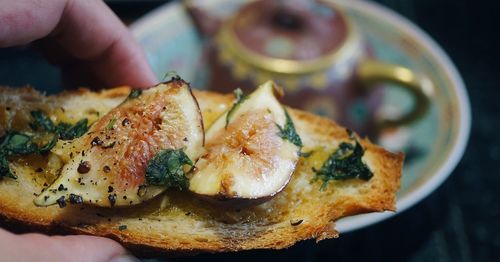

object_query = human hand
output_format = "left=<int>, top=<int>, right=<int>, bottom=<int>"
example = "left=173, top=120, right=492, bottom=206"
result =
left=0, top=0, right=157, bottom=260
left=0, top=228, right=139, bottom=262
left=0, top=0, right=157, bottom=88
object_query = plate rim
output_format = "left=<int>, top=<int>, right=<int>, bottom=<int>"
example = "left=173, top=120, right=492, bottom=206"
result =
left=332, top=0, right=471, bottom=232
left=130, top=0, right=472, bottom=233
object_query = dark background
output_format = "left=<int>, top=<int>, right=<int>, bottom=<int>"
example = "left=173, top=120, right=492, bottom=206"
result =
left=1, top=0, right=499, bottom=261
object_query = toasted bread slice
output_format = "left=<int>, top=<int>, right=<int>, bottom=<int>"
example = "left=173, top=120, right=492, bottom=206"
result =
left=0, top=85, right=403, bottom=256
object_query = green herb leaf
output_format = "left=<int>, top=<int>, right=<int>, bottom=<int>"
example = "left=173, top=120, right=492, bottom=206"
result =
left=313, top=140, right=373, bottom=190
left=30, top=110, right=88, bottom=140
left=346, top=128, right=354, bottom=139
left=120, top=88, right=143, bottom=106
left=104, top=117, right=117, bottom=131
left=38, top=134, right=58, bottom=154
left=299, top=150, right=314, bottom=158
left=162, top=71, right=180, bottom=81
left=145, top=149, right=193, bottom=190
left=225, top=88, right=248, bottom=129
left=0, top=132, right=38, bottom=155
left=58, top=119, right=88, bottom=140
left=54, top=122, right=71, bottom=134
left=127, top=89, right=142, bottom=100
left=31, top=110, right=55, bottom=132
left=0, top=110, right=88, bottom=179
left=0, top=131, right=59, bottom=156
left=0, top=154, right=16, bottom=179
left=0, top=132, right=38, bottom=179
left=277, top=109, right=303, bottom=148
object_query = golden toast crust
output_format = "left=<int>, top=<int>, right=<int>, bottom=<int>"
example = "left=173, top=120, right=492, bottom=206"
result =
left=0, top=86, right=403, bottom=256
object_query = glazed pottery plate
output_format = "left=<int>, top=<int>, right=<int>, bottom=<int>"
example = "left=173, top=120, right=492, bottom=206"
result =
left=130, top=0, right=471, bottom=232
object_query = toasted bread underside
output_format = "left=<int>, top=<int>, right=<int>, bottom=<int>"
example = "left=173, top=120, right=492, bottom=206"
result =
left=0, top=86, right=403, bottom=256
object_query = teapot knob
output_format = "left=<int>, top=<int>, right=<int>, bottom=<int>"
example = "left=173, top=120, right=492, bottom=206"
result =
left=271, top=8, right=305, bottom=31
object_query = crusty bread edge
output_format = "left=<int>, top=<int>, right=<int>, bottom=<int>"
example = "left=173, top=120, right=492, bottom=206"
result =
left=0, top=87, right=403, bottom=256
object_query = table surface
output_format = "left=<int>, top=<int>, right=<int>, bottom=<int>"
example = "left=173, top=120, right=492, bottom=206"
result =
left=0, top=0, right=499, bottom=261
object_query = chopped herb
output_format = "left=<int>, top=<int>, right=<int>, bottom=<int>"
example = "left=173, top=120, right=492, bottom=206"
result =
left=145, top=149, right=193, bottom=190
left=225, top=88, right=248, bottom=129
left=162, top=71, right=180, bottom=81
left=32, top=110, right=88, bottom=140
left=299, top=150, right=314, bottom=158
left=0, top=131, right=60, bottom=179
left=277, top=109, right=303, bottom=148
left=31, top=110, right=55, bottom=132
left=313, top=139, right=373, bottom=190
left=127, top=89, right=142, bottom=100
left=0, top=132, right=38, bottom=155
left=38, top=134, right=58, bottom=153
left=346, top=128, right=354, bottom=139
left=105, top=117, right=117, bottom=131
left=1, top=109, right=86, bottom=178
left=118, top=225, right=127, bottom=231
left=0, top=154, right=15, bottom=179
left=57, top=119, right=89, bottom=140
left=54, top=122, right=71, bottom=134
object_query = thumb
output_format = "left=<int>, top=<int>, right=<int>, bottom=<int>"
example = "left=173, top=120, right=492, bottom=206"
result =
left=0, top=228, right=140, bottom=262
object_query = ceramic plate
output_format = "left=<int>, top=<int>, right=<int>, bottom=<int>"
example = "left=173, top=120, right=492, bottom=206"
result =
left=130, top=0, right=471, bottom=233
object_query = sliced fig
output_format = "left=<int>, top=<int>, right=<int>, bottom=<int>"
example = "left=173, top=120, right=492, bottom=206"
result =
left=35, top=80, right=204, bottom=207
left=188, top=81, right=301, bottom=204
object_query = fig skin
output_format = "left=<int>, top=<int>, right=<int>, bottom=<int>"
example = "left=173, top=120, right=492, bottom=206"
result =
left=35, top=79, right=205, bottom=207
left=187, top=81, right=301, bottom=208
left=190, top=159, right=298, bottom=208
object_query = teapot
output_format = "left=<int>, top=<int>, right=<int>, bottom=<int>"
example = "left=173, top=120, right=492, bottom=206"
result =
left=184, top=0, right=432, bottom=137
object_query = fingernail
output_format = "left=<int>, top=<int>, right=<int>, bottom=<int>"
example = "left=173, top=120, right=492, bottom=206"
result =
left=109, top=254, right=141, bottom=262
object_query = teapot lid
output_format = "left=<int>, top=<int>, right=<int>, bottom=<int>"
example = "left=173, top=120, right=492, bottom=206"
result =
left=217, top=0, right=358, bottom=74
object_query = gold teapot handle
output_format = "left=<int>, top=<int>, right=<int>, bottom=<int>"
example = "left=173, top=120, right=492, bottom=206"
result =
left=357, top=60, right=434, bottom=128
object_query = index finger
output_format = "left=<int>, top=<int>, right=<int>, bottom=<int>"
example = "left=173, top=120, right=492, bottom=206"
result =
left=0, top=0, right=157, bottom=88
